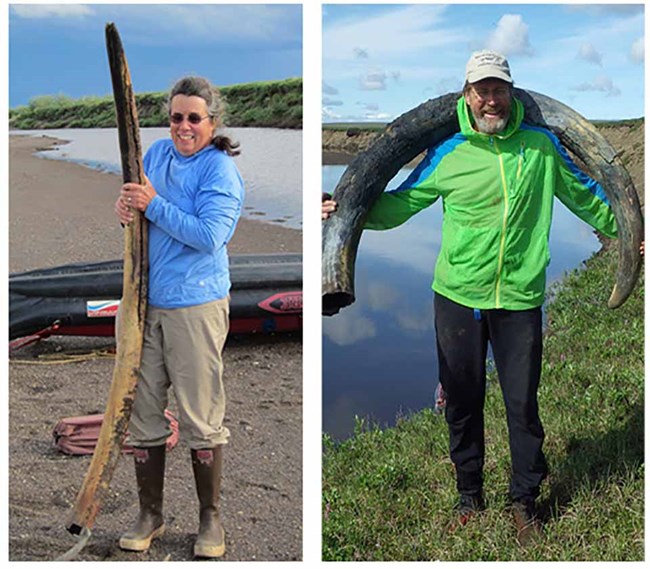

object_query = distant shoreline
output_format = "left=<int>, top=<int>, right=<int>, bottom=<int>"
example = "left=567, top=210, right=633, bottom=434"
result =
left=9, top=78, right=302, bottom=130
left=321, top=117, right=645, bottom=170
left=322, top=151, right=354, bottom=166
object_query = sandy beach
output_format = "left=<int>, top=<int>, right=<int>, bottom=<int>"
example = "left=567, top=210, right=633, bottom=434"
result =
left=9, top=134, right=302, bottom=561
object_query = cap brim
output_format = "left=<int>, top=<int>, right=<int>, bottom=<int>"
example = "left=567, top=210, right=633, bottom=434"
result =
left=467, top=70, right=513, bottom=84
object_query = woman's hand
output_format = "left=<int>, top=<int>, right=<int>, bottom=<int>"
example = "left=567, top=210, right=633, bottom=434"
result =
left=114, top=193, right=134, bottom=225
left=119, top=174, right=157, bottom=221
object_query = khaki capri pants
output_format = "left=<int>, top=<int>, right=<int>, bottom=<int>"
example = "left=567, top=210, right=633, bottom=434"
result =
left=118, top=297, right=230, bottom=449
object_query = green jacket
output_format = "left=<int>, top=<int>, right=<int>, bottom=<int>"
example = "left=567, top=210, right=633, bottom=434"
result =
left=365, top=96, right=618, bottom=310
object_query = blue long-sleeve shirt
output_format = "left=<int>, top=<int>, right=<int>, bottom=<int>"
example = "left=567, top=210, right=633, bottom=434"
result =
left=143, top=139, right=244, bottom=308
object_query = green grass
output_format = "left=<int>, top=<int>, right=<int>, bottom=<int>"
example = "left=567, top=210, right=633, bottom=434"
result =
left=222, top=77, right=302, bottom=128
left=9, top=78, right=302, bottom=130
left=323, top=122, right=387, bottom=132
left=322, top=245, right=644, bottom=561
left=591, top=118, right=644, bottom=129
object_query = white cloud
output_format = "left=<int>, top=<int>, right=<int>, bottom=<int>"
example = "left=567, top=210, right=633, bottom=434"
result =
left=322, top=107, right=342, bottom=121
left=341, top=102, right=392, bottom=122
left=360, top=70, right=387, bottom=91
left=562, top=8, right=644, bottom=40
left=13, top=5, right=300, bottom=45
left=11, top=4, right=94, bottom=18
left=571, top=75, right=621, bottom=97
left=630, top=36, right=644, bottom=63
left=366, top=282, right=399, bottom=311
left=323, top=82, right=339, bottom=95
left=324, top=315, right=377, bottom=346
left=577, top=43, right=603, bottom=66
left=130, top=5, right=298, bottom=44
left=322, top=108, right=393, bottom=123
left=323, top=97, right=344, bottom=107
left=364, top=111, right=391, bottom=121
left=324, top=5, right=464, bottom=62
left=395, top=311, right=434, bottom=333
left=357, top=102, right=379, bottom=111
left=567, top=5, right=644, bottom=17
left=485, top=14, right=533, bottom=57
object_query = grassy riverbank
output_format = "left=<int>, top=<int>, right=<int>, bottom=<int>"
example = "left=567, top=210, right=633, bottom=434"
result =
left=322, top=244, right=644, bottom=561
left=9, top=77, right=302, bottom=129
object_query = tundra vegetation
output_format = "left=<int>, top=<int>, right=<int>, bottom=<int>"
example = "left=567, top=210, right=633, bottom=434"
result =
left=9, top=78, right=302, bottom=130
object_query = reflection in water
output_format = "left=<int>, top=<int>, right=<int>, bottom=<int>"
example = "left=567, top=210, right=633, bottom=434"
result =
left=322, top=164, right=602, bottom=440
left=11, top=127, right=302, bottom=229
left=326, top=312, right=377, bottom=346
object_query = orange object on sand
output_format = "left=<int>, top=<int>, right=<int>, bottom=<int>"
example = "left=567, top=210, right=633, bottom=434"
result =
left=53, top=410, right=179, bottom=455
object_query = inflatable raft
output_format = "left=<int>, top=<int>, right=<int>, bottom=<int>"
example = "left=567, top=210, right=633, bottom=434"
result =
left=10, top=254, right=302, bottom=347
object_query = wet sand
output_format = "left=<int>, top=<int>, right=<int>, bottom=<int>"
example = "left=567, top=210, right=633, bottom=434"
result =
left=9, top=134, right=303, bottom=561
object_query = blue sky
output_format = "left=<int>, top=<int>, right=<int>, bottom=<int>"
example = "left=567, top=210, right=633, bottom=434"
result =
left=9, top=4, right=302, bottom=107
left=322, top=4, right=644, bottom=122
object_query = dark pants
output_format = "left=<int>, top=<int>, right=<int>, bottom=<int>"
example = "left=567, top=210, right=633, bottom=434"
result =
left=434, top=293, right=548, bottom=502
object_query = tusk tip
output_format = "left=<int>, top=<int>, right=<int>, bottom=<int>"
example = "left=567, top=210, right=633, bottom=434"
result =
left=607, top=285, right=625, bottom=309
left=322, top=292, right=355, bottom=316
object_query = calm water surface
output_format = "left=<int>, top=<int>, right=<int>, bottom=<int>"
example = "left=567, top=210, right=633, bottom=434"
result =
left=322, top=164, right=602, bottom=440
left=11, top=128, right=302, bottom=229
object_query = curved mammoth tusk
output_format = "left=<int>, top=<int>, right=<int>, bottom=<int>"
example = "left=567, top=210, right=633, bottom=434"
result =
left=322, top=89, right=643, bottom=315
left=515, top=90, right=643, bottom=309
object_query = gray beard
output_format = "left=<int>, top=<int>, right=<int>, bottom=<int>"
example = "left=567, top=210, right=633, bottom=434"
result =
left=473, top=113, right=508, bottom=134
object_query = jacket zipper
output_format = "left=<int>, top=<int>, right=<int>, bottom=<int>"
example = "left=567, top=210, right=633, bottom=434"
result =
left=492, top=137, right=509, bottom=308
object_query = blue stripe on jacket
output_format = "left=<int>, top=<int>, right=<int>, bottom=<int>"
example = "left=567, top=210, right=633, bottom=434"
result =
left=394, top=132, right=467, bottom=192
left=520, top=123, right=609, bottom=205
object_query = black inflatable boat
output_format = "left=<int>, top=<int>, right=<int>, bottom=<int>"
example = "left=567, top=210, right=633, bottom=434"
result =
left=10, top=254, right=302, bottom=347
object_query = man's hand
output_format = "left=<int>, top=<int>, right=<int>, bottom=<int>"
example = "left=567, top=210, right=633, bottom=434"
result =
left=322, top=192, right=337, bottom=220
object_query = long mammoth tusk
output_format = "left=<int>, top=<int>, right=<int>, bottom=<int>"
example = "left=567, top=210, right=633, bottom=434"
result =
left=322, top=89, right=643, bottom=315
left=65, top=22, right=149, bottom=539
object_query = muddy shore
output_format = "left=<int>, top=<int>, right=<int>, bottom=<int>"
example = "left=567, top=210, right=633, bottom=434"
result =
left=9, top=134, right=302, bottom=561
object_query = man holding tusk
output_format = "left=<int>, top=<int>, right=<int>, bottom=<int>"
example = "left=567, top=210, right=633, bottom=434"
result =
left=322, top=50, right=638, bottom=546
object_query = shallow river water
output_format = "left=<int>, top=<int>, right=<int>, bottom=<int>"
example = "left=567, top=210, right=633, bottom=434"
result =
left=322, top=164, right=603, bottom=440
left=11, top=127, right=302, bottom=229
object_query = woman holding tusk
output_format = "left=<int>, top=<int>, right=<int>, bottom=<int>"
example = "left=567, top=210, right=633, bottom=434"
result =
left=114, top=76, right=243, bottom=559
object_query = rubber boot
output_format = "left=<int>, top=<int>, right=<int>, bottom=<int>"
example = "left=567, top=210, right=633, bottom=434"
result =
left=511, top=499, right=543, bottom=547
left=191, top=446, right=225, bottom=558
left=119, top=445, right=166, bottom=551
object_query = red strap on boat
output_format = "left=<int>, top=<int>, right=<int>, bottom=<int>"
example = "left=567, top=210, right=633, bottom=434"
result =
left=9, top=321, right=61, bottom=351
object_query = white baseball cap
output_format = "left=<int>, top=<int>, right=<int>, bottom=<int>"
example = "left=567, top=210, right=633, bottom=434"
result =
left=465, top=50, right=513, bottom=84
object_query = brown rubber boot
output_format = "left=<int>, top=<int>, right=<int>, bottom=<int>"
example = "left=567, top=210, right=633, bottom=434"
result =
left=191, top=446, right=225, bottom=558
left=511, top=499, right=543, bottom=547
left=119, top=445, right=166, bottom=551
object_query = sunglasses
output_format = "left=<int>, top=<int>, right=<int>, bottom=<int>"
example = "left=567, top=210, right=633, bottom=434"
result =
left=169, top=112, right=211, bottom=125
